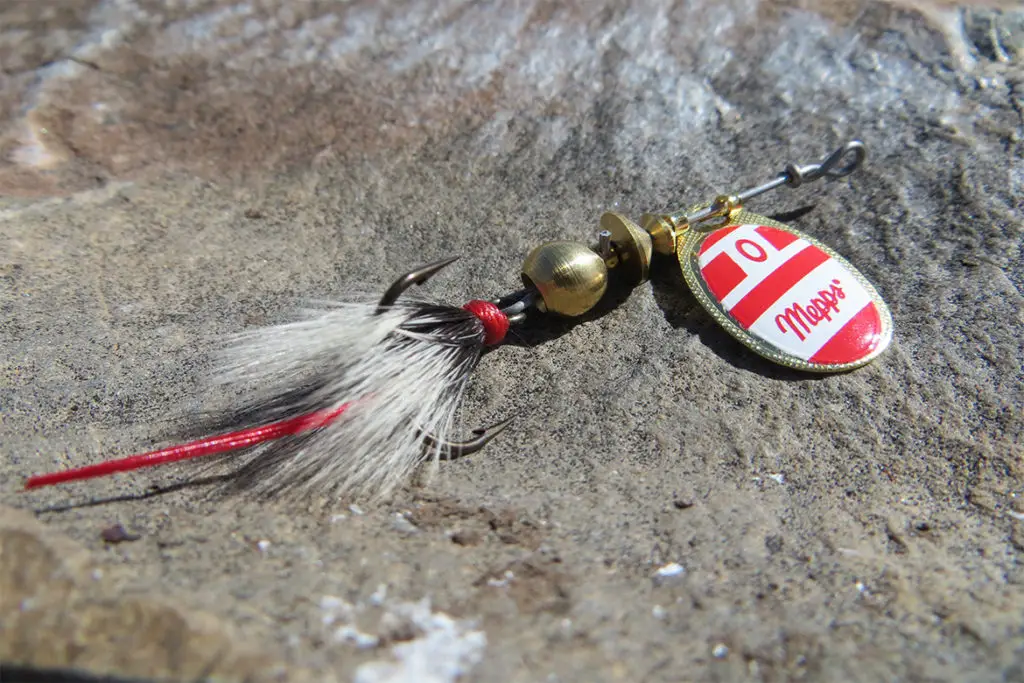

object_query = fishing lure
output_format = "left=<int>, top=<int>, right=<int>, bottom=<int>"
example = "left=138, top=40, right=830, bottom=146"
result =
left=25, top=141, right=891, bottom=500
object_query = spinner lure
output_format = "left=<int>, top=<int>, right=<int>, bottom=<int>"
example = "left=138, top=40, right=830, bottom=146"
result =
left=25, top=141, right=892, bottom=500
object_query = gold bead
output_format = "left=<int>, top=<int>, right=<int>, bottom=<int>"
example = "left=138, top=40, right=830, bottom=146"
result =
left=521, top=241, right=608, bottom=317
left=641, top=213, right=680, bottom=255
left=600, top=212, right=653, bottom=284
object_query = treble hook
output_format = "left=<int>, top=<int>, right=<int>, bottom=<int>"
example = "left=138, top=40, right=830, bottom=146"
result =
left=377, top=258, right=512, bottom=457
left=377, top=256, right=461, bottom=312
left=421, top=417, right=514, bottom=459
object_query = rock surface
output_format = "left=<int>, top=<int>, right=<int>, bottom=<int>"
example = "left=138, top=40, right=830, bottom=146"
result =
left=1, top=0, right=1022, bottom=681
left=0, top=505, right=299, bottom=681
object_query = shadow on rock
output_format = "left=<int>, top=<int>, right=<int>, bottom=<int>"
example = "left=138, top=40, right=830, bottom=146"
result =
left=0, top=665, right=158, bottom=683
left=487, top=277, right=637, bottom=350
left=32, top=475, right=230, bottom=515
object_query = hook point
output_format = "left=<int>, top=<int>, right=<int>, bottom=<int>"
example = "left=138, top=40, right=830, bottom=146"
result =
left=471, top=416, right=514, bottom=439
left=424, top=416, right=513, bottom=460
left=377, top=256, right=461, bottom=310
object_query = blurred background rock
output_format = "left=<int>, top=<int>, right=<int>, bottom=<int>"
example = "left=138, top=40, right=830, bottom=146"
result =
left=1, top=1, right=1021, bottom=682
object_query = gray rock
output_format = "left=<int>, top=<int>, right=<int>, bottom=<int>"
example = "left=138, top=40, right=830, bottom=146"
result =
left=0, top=505, right=312, bottom=681
left=1, top=1, right=1021, bottom=681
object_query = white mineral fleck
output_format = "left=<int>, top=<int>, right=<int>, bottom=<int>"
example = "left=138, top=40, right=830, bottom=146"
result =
left=654, top=562, right=685, bottom=578
left=391, top=512, right=419, bottom=534
left=354, top=599, right=486, bottom=683
left=370, top=583, right=388, bottom=606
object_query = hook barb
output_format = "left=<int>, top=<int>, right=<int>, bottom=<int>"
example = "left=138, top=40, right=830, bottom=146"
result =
left=421, top=417, right=513, bottom=460
left=377, top=256, right=460, bottom=312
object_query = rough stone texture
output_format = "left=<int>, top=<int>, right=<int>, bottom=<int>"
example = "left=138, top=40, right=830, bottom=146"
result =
left=0, top=505, right=300, bottom=681
left=1, top=0, right=1022, bottom=681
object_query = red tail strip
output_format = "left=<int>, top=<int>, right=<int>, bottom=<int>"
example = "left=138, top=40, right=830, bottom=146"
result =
left=24, top=404, right=350, bottom=490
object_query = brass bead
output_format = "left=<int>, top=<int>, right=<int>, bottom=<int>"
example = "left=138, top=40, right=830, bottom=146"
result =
left=521, top=241, right=608, bottom=317
left=600, top=212, right=653, bottom=285
left=641, top=213, right=680, bottom=255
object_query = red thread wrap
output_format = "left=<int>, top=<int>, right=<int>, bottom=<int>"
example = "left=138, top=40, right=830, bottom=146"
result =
left=462, top=300, right=509, bottom=346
